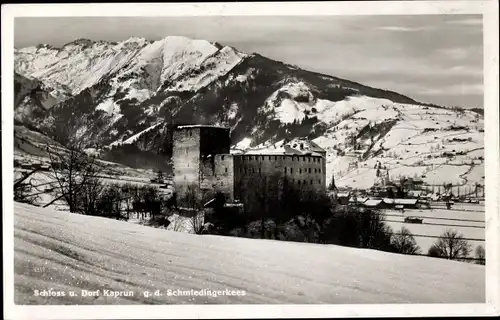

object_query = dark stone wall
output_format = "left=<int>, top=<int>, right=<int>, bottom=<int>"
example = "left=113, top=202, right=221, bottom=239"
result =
left=233, top=154, right=326, bottom=214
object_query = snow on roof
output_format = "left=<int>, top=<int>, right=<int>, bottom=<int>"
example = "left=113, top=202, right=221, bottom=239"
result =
left=383, top=198, right=418, bottom=205
left=203, top=198, right=216, bottom=208
left=364, top=199, right=383, bottom=206
left=337, top=192, right=351, bottom=198
left=176, top=124, right=229, bottom=129
left=240, top=138, right=325, bottom=156
left=349, top=197, right=368, bottom=203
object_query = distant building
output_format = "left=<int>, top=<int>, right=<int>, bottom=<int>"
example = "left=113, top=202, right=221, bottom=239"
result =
left=336, top=192, right=351, bottom=205
left=172, top=125, right=327, bottom=213
left=363, top=199, right=384, bottom=209
left=382, top=198, right=419, bottom=209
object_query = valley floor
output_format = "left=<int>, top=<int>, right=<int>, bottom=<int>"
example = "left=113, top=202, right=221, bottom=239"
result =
left=13, top=202, right=484, bottom=305
left=382, top=203, right=485, bottom=253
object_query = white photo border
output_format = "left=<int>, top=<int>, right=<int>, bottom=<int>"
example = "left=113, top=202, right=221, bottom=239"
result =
left=2, top=1, right=499, bottom=319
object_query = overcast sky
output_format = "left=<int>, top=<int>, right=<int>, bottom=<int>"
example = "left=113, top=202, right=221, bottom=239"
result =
left=15, top=15, right=483, bottom=108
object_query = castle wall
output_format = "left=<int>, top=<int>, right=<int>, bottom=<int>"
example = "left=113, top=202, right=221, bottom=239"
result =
left=233, top=154, right=326, bottom=214
left=172, top=127, right=202, bottom=203
left=200, top=154, right=234, bottom=204
left=172, top=125, right=327, bottom=211
left=172, top=126, right=232, bottom=207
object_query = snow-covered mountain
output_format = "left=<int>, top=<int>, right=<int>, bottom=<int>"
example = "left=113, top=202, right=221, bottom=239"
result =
left=14, top=36, right=484, bottom=191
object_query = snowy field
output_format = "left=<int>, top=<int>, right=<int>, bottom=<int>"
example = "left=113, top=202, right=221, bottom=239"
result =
left=14, top=202, right=484, bottom=305
left=383, top=203, right=485, bottom=253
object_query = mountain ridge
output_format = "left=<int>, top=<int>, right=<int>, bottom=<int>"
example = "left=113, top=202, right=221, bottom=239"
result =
left=14, top=36, right=484, bottom=191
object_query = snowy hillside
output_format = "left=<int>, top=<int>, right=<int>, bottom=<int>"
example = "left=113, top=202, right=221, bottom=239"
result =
left=14, top=202, right=484, bottom=304
left=14, top=36, right=484, bottom=190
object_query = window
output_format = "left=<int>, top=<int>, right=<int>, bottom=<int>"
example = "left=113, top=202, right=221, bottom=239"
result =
left=249, top=156, right=252, bottom=160
left=269, top=156, right=272, bottom=160
left=225, top=168, right=228, bottom=173
left=262, top=156, right=264, bottom=160
left=290, top=168, right=293, bottom=174
left=240, top=168, right=243, bottom=173
left=284, top=167, right=287, bottom=173
left=308, top=157, right=311, bottom=162
left=221, top=155, right=225, bottom=160
left=299, top=168, right=302, bottom=174
left=298, top=180, right=301, bottom=185
left=311, top=180, right=313, bottom=185
left=309, top=168, right=311, bottom=173
left=275, top=156, right=277, bottom=161
left=189, top=130, right=192, bottom=137
left=304, top=180, right=307, bottom=184
left=319, top=180, right=321, bottom=184
left=259, top=168, right=261, bottom=174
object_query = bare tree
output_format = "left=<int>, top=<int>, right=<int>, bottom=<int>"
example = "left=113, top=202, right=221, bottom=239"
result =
left=180, top=184, right=199, bottom=208
left=169, top=214, right=185, bottom=232
left=14, top=168, right=42, bottom=205
left=474, top=245, right=486, bottom=265
left=45, top=141, right=102, bottom=212
left=428, top=229, right=471, bottom=260
left=391, top=227, right=421, bottom=254
left=77, top=177, right=105, bottom=216
left=120, top=183, right=138, bottom=220
left=189, top=211, right=205, bottom=234
left=178, top=184, right=204, bottom=234
left=98, top=183, right=124, bottom=220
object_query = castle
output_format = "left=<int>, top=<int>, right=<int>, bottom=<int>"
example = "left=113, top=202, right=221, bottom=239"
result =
left=172, top=125, right=327, bottom=213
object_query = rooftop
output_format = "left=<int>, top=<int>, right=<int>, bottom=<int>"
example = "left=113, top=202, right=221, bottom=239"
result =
left=383, top=198, right=418, bottom=205
left=236, top=138, right=326, bottom=157
left=364, top=199, right=383, bottom=207
left=176, top=124, right=229, bottom=130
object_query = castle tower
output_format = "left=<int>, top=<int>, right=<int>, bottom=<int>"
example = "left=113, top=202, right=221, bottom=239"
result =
left=172, top=125, right=231, bottom=206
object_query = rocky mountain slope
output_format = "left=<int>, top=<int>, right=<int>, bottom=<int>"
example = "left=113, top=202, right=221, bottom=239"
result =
left=14, top=36, right=484, bottom=191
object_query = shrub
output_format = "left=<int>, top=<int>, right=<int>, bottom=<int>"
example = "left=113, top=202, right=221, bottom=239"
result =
left=320, top=207, right=393, bottom=250
left=474, top=245, right=485, bottom=265
left=276, top=215, right=321, bottom=243
left=390, top=227, right=421, bottom=254
left=245, top=219, right=277, bottom=239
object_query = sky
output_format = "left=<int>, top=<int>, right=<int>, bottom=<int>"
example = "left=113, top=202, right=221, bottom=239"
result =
left=14, top=15, right=483, bottom=109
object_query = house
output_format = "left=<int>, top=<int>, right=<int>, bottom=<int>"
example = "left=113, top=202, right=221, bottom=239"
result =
left=382, top=198, right=419, bottom=209
left=363, top=199, right=384, bottom=209
left=336, top=192, right=351, bottom=205
left=349, top=197, right=368, bottom=206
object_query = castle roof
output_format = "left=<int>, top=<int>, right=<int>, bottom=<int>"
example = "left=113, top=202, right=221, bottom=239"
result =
left=239, top=138, right=326, bottom=157
left=176, top=124, right=229, bottom=130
